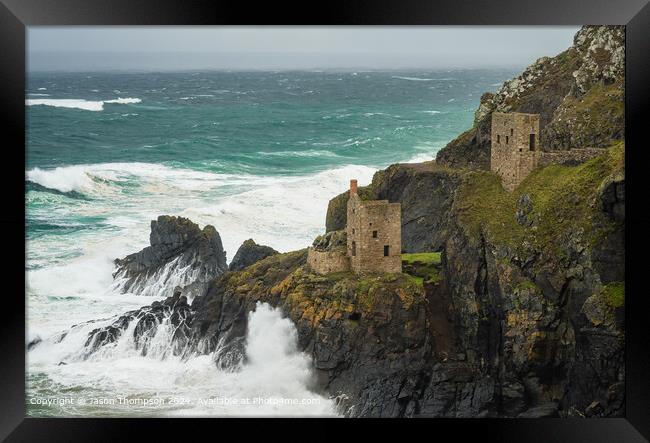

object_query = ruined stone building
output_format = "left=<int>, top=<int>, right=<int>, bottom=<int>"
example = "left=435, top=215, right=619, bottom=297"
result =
left=307, top=179, right=402, bottom=275
left=347, top=180, right=402, bottom=274
left=491, top=112, right=541, bottom=191
left=490, top=112, right=605, bottom=191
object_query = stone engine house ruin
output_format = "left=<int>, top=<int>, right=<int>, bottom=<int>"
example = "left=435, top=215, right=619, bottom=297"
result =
left=347, top=180, right=402, bottom=274
left=490, top=112, right=541, bottom=192
left=307, top=179, right=402, bottom=275
left=490, top=112, right=606, bottom=191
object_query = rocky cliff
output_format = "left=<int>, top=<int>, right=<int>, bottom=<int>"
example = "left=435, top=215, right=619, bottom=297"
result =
left=435, top=25, right=624, bottom=169
left=112, top=215, right=228, bottom=299
left=319, top=141, right=624, bottom=416
left=84, top=142, right=623, bottom=417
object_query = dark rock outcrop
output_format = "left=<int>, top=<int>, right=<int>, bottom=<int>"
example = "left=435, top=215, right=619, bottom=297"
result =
left=112, top=215, right=227, bottom=298
left=435, top=25, right=624, bottom=169
left=228, top=239, right=278, bottom=271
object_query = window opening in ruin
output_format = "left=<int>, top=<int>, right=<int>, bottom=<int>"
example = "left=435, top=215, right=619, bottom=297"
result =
left=383, top=245, right=389, bottom=257
left=529, top=134, right=536, bottom=151
left=497, top=135, right=500, bottom=143
left=352, top=241, right=356, bottom=256
left=510, top=128, right=514, bottom=136
left=505, top=136, right=509, bottom=144
left=372, top=230, right=378, bottom=238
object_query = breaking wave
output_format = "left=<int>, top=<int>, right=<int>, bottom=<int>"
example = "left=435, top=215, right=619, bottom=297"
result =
left=392, top=76, right=434, bottom=81
left=26, top=161, right=377, bottom=257
left=110, top=255, right=207, bottom=299
left=26, top=97, right=142, bottom=112
left=28, top=302, right=339, bottom=416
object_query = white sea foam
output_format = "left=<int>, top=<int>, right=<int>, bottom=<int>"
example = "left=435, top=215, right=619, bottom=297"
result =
left=28, top=302, right=339, bottom=416
left=420, top=110, right=442, bottom=115
left=255, top=149, right=340, bottom=158
left=26, top=97, right=141, bottom=112
left=27, top=99, right=105, bottom=112
left=110, top=255, right=206, bottom=299
left=362, top=112, right=393, bottom=117
left=104, top=97, right=142, bottom=104
left=392, top=76, right=434, bottom=81
left=28, top=166, right=102, bottom=193
left=27, top=162, right=223, bottom=194
left=182, top=163, right=376, bottom=255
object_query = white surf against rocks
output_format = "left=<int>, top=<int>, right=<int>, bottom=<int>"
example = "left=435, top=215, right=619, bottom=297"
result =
left=28, top=302, right=339, bottom=417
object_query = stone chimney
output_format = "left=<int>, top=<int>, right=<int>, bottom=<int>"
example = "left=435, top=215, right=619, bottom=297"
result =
left=350, top=179, right=358, bottom=196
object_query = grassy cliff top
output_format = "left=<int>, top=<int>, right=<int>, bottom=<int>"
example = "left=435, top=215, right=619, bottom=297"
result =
left=402, top=252, right=441, bottom=265
left=221, top=248, right=427, bottom=327
left=455, top=142, right=624, bottom=256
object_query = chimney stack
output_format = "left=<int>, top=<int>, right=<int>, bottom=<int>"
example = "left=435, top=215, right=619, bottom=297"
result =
left=350, top=179, right=358, bottom=196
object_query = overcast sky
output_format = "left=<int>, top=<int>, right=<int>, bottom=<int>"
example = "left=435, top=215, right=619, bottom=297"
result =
left=28, top=26, right=580, bottom=72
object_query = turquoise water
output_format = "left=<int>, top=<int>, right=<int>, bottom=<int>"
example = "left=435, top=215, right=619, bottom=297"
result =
left=26, top=69, right=515, bottom=416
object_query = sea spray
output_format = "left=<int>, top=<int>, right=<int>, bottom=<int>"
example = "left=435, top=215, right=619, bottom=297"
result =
left=28, top=302, right=338, bottom=416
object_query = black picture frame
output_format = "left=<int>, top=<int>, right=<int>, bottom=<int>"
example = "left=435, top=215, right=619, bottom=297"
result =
left=2, top=0, right=649, bottom=440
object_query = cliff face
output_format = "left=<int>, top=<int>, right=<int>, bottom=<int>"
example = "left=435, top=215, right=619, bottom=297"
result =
left=441, top=144, right=625, bottom=417
left=435, top=25, right=624, bottom=169
left=320, top=143, right=624, bottom=416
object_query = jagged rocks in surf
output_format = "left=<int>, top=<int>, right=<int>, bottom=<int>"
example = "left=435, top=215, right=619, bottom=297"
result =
left=112, top=215, right=227, bottom=298
left=80, top=284, right=246, bottom=369
left=229, top=239, right=279, bottom=271
left=83, top=287, right=193, bottom=359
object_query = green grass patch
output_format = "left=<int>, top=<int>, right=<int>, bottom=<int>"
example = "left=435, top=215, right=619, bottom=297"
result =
left=402, top=252, right=441, bottom=265
left=402, top=252, right=443, bottom=284
left=403, top=273, right=424, bottom=286
left=603, top=282, right=624, bottom=308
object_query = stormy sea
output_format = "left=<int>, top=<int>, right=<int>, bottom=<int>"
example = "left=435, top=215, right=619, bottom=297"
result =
left=26, top=69, right=516, bottom=416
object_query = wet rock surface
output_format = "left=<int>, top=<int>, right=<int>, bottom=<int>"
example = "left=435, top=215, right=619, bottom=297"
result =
left=83, top=287, right=193, bottom=358
left=112, top=215, right=228, bottom=298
